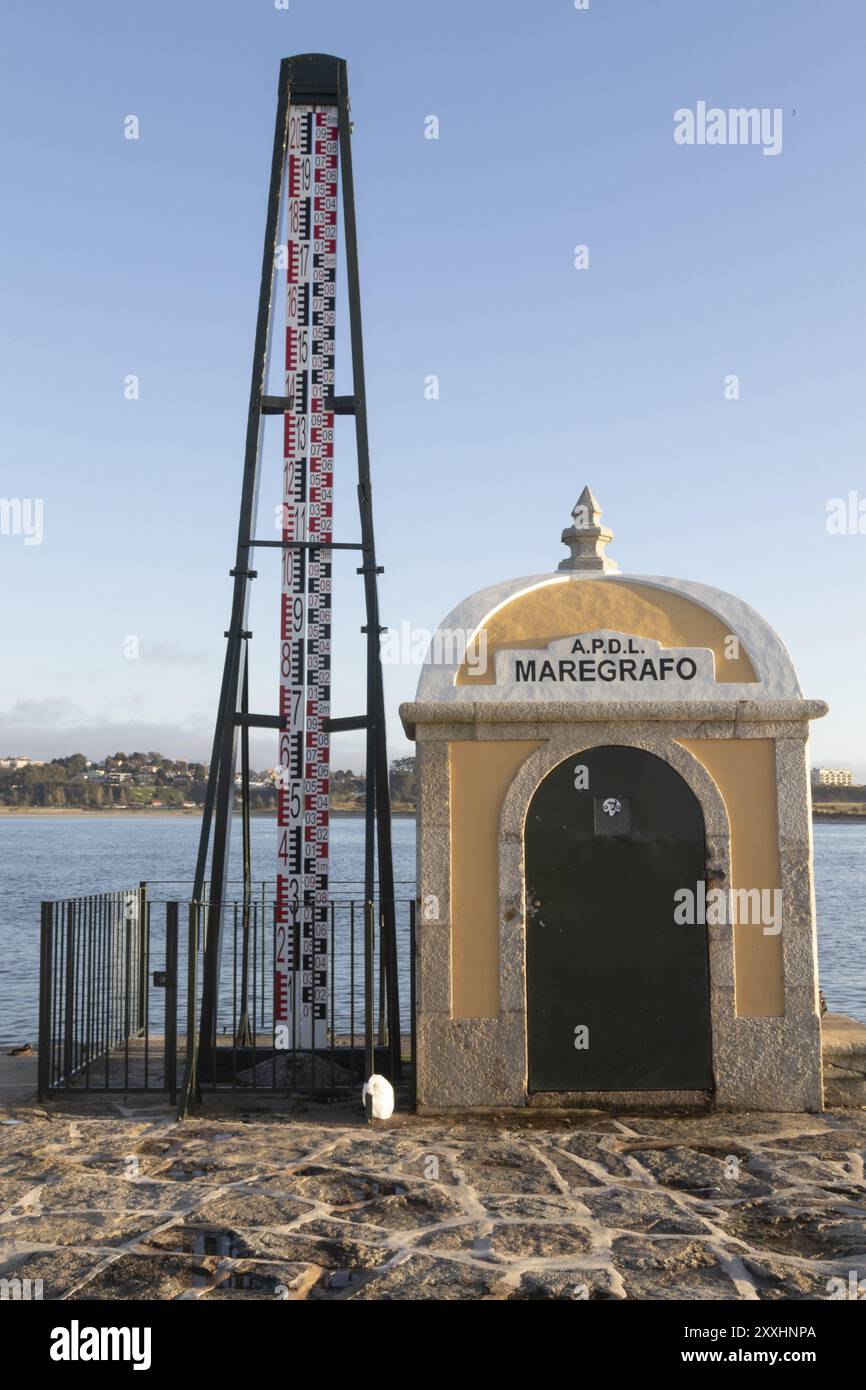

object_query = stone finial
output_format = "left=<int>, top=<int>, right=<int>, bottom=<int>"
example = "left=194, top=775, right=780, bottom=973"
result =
left=558, top=486, right=619, bottom=573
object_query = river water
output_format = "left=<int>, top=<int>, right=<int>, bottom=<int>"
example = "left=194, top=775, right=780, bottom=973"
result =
left=0, top=816, right=862, bottom=1042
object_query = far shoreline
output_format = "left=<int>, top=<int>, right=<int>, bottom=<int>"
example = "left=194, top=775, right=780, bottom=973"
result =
left=812, top=811, right=866, bottom=824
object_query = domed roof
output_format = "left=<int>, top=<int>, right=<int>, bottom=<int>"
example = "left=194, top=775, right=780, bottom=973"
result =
left=411, top=489, right=807, bottom=709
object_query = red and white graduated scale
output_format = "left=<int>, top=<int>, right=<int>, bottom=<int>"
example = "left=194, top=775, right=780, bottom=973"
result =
left=276, top=106, right=338, bottom=1049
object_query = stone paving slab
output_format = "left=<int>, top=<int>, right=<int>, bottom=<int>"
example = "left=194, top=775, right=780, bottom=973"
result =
left=0, top=1097, right=864, bottom=1301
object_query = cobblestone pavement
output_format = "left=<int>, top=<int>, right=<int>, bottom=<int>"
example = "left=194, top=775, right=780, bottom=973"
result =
left=1, top=1099, right=864, bottom=1300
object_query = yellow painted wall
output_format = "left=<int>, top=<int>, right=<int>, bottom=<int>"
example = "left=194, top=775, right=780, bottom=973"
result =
left=446, top=582, right=784, bottom=1021
left=450, top=741, right=542, bottom=1017
left=448, top=736, right=784, bottom=1020
left=457, top=578, right=756, bottom=685
left=679, top=739, right=783, bottom=1017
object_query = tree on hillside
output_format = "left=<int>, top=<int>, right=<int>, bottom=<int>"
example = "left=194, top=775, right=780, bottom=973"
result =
left=389, top=756, right=416, bottom=804
left=54, top=753, right=87, bottom=774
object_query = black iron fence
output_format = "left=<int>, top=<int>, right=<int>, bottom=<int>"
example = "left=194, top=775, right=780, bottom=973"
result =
left=37, top=888, right=149, bottom=1096
left=37, top=889, right=415, bottom=1113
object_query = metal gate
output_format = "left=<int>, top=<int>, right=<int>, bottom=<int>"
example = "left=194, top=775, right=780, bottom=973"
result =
left=36, top=887, right=167, bottom=1099
left=37, top=888, right=416, bottom=1112
left=525, top=745, right=713, bottom=1093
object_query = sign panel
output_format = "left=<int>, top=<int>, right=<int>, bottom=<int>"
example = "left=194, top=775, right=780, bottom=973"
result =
left=493, top=630, right=717, bottom=699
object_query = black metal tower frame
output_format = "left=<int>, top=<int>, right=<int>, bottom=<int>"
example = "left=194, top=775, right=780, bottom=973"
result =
left=180, top=54, right=399, bottom=1117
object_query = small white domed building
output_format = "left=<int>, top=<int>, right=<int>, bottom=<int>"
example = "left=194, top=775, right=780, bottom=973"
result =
left=400, top=490, right=828, bottom=1112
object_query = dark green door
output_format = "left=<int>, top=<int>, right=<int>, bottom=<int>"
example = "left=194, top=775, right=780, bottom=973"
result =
left=526, top=746, right=712, bottom=1092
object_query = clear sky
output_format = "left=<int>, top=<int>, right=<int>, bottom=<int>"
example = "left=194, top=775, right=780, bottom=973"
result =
left=1, top=0, right=864, bottom=774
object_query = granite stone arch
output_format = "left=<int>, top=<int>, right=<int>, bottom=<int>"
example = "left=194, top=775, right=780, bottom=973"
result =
left=497, top=729, right=737, bottom=1106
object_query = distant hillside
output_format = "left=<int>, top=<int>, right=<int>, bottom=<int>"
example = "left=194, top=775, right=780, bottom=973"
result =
left=0, top=751, right=416, bottom=812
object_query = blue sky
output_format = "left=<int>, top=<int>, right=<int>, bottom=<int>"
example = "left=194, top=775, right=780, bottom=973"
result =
left=1, top=0, right=864, bottom=773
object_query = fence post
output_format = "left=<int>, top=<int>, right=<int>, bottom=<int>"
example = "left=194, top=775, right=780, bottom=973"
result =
left=62, top=901, right=76, bottom=1084
left=37, top=903, right=53, bottom=1100
left=377, top=906, right=386, bottom=1047
left=409, top=898, right=417, bottom=1110
left=164, top=902, right=179, bottom=1105
left=136, top=881, right=148, bottom=1035
left=364, top=899, right=375, bottom=1120
left=177, top=903, right=200, bottom=1119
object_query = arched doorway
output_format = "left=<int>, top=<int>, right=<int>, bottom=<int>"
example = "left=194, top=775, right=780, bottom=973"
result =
left=525, top=745, right=713, bottom=1092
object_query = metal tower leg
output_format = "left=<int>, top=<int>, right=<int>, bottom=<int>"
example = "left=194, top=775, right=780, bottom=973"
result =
left=181, top=60, right=291, bottom=1106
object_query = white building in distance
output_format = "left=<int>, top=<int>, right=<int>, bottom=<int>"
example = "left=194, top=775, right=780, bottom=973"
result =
left=812, top=767, right=854, bottom=787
